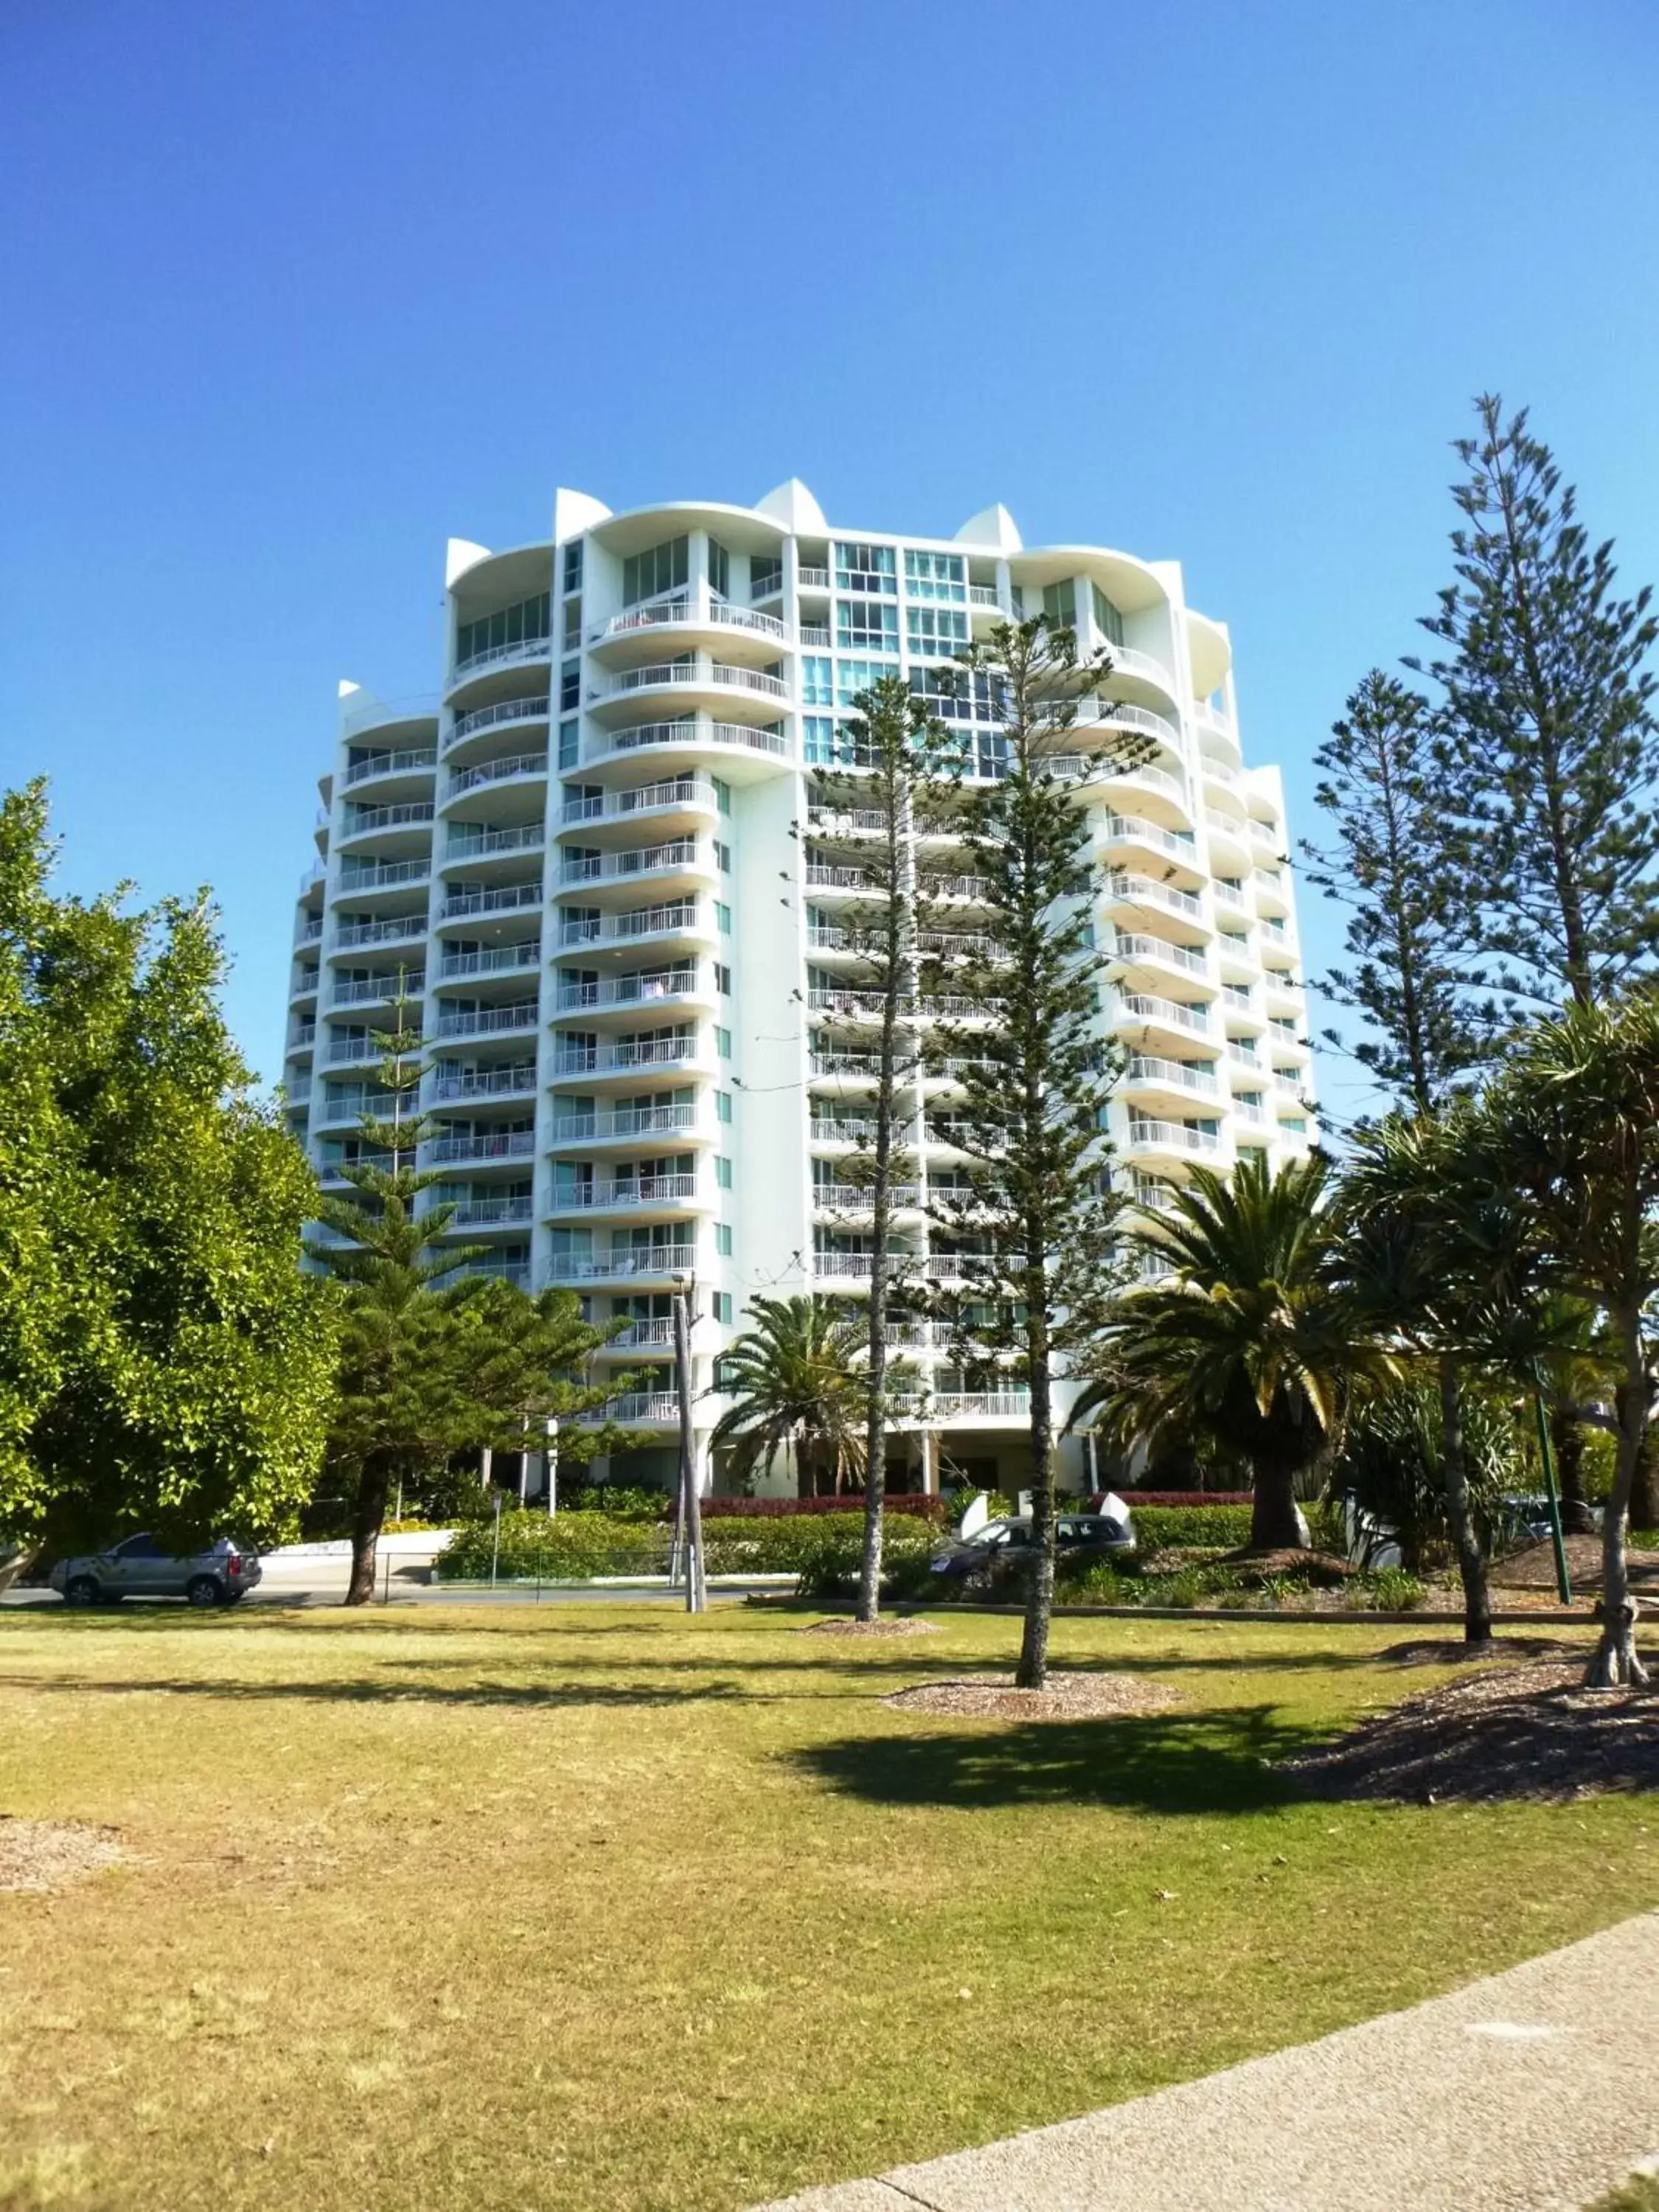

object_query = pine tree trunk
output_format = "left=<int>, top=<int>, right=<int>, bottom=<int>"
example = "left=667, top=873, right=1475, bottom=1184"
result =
left=1015, top=1316, right=1056, bottom=1690
left=347, top=1455, right=392, bottom=1607
left=1590, top=1313, right=1649, bottom=1688
left=1551, top=1400, right=1595, bottom=1534
left=1438, top=1353, right=1492, bottom=1646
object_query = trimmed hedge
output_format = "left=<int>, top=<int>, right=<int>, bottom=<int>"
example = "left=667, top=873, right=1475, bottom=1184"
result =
left=681, top=1494, right=947, bottom=1523
left=435, top=1508, right=938, bottom=1590
left=1129, top=1504, right=1254, bottom=1548
left=1107, top=1492, right=1253, bottom=1508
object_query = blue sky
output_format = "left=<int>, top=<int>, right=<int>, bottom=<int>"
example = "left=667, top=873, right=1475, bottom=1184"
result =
left=4, top=0, right=1656, bottom=1125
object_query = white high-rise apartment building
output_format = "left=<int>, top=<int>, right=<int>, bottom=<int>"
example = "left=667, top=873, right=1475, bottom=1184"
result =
left=284, top=481, right=1315, bottom=1498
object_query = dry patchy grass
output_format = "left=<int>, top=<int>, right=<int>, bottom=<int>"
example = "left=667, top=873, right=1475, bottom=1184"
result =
left=0, top=1604, right=1655, bottom=2212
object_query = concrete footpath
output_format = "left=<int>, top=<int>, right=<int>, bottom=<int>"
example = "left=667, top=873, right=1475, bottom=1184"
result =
left=757, top=1913, right=1659, bottom=2212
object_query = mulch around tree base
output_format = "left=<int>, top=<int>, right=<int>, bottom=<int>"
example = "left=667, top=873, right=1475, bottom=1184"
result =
left=799, top=1618, right=939, bottom=1638
left=1376, top=1635, right=1587, bottom=1666
left=0, top=1818, right=127, bottom=1893
left=1287, top=1658, right=1659, bottom=1804
left=885, top=1672, right=1186, bottom=1720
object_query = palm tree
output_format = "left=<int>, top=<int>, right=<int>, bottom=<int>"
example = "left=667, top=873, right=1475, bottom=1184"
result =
left=1079, top=1153, right=1390, bottom=1550
left=709, top=1296, right=868, bottom=1500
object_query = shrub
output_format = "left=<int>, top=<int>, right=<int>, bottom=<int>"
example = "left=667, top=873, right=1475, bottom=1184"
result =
left=1130, top=1505, right=1254, bottom=1549
left=437, top=1511, right=659, bottom=1581
left=565, top=1486, right=669, bottom=1520
left=1367, top=1565, right=1429, bottom=1610
left=692, top=1493, right=946, bottom=1522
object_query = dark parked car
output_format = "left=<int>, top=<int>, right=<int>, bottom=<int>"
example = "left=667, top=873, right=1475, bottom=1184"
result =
left=49, top=1534, right=262, bottom=1608
left=930, top=1511, right=1135, bottom=1582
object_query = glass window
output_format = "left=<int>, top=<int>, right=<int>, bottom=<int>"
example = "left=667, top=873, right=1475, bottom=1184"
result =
left=712, top=777, right=731, bottom=815
left=801, top=655, right=833, bottom=707
left=837, top=599, right=899, bottom=653
left=714, top=962, right=731, bottom=993
left=708, top=539, right=731, bottom=600
left=563, top=542, right=583, bottom=594
left=715, top=1156, right=733, bottom=1189
left=903, top=549, right=965, bottom=602
left=558, top=718, right=580, bottom=770
left=715, top=1091, right=732, bottom=1124
left=910, top=667, right=1002, bottom=723
left=563, top=595, right=582, bottom=650
left=1042, top=580, right=1077, bottom=631
left=833, top=541, right=897, bottom=594
left=714, top=1223, right=733, bottom=1256
left=835, top=658, right=897, bottom=708
left=622, top=536, right=689, bottom=608
left=714, top=902, right=731, bottom=933
left=456, top=592, right=550, bottom=667
left=906, top=607, right=969, bottom=659
left=715, top=1025, right=732, bottom=1059
left=713, top=1290, right=733, bottom=1324
left=1091, top=582, right=1126, bottom=647
left=750, top=555, right=782, bottom=599
left=560, top=659, right=580, bottom=712
left=715, top=841, right=731, bottom=872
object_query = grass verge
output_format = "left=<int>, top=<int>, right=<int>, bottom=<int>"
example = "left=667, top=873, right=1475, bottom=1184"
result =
left=0, top=1607, right=1652, bottom=2211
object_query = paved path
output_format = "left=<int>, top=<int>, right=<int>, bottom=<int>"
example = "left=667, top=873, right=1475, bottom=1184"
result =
left=756, top=1913, right=1659, bottom=2212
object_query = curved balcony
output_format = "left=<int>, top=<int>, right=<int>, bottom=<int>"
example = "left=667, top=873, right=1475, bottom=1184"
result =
left=442, top=752, right=549, bottom=813
left=1097, top=813, right=1204, bottom=881
left=444, top=634, right=552, bottom=704
left=433, top=939, right=541, bottom=992
left=551, top=965, right=713, bottom=1029
left=329, top=971, right=424, bottom=1012
left=440, top=694, right=552, bottom=764
left=586, top=659, right=790, bottom=722
left=547, top=1170, right=706, bottom=1224
left=437, top=1195, right=537, bottom=1236
left=432, top=1002, right=540, bottom=1047
left=546, top=1033, right=710, bottom=1091
left=424, top=1129, right=537, bottom=1170
left=1110, top=991, right=1214, bottom=1055
left=1124, top=1055, right=1221, bottom=1110
left=554, top=899, right=714, bottom=959
left=440, top=822, right=546, bottom=878
left=1253, top=867, right=1291, bottom=919
left=560, top=773, right=720, bottom=837
left=1203, top=806, right=1251, bottom=862
left=1125, top=1116, right=1225, bottom=1164
left=334, top=858, right=431, bottom=906
left=547, top=1243, right=695, bottom=1287
left=555, top=835, right=716, bottom=904
left=428, top=1063, right=539, bottom=1108
left=586, top=717, right=792, bottom=773
left=586, top=593, right=790, bottom=659
left=330, top=912, right=428, bottom=956
left=1109, top=933, right=1216, bottom=994
left=549, top=1099, right=705, bottom=1149
left=335, top=801, right=435, bottom=858
left=1096, top=644, right=1178, bottom=707
left=341, top=746, right=437, bottom=798
left=1102, top=871, right=1209, bottom=931
left=434, top=880, right=544, bottom=932
left=1219, top=983, right=1267, bottom=1034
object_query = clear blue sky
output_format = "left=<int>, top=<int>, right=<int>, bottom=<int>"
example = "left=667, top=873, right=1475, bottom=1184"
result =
left=4, top=0, right=1656, bottom=1124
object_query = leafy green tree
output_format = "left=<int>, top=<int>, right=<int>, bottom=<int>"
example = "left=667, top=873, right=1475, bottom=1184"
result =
left=1301, top=671, right=1485, bottom=1108
left=1413, top=394, right=1659, bottom=1013
left=926, top=616, right=1147, bottom=1687
left=709, top=1295, right=867, bottom=1500
left=1332, top=1373, right=1524, bottom=1569
left=310, top=990, right=625, bottom=1601
left=1082, top=1154, right=1393, bottom=1551
left=808, top=675, right=962, bottom=1618
left=0, top=778, right=335, bottom=1550
left=1480, top=992, right=1659, bottom=1685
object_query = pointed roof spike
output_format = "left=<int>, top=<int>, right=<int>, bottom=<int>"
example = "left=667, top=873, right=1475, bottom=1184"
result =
left=954, top=503, right=1023, bottom=553
left=754, top=478, right=828, bottom=535
left=554, top=489, right=611, bottom=542
left=337, top=680, right=361, bottom=700
left=445, top=538, right=492, bottom=588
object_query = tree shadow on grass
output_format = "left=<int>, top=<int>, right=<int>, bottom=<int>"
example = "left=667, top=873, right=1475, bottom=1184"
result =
left=0, top=1671, right=752, bottom=1711
left=789, top=1705, right=1324, bottom=1818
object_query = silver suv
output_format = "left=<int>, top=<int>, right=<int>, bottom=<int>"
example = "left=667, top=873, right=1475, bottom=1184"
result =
left=49, top=1534, right=262, bottom=1608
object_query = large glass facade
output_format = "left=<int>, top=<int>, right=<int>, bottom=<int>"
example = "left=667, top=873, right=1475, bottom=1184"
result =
left=833, top=542, right=897, bottom=594
left=903, top=549, right=964, bottom=602
left=455, top=592, right=551, bottom=666
left=622, top=536, right=689, bottom=608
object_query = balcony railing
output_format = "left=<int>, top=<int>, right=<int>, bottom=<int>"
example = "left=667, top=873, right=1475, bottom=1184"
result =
left=798, top=566, right=831, bottom=589
left=450, top=636, right=552, bottom=683
left=562, top=775, right=717, bottom=825
left=333, top=915, right=427, bottom=950
left=589, top=596, right=788, bottom=646
left=437, top=941, right=540, bottom=981
left=442, top=696, right=552, bottom=756
left=344, top=747, right=438, bottom=787
left=434, top=1004, right=539, bottom=1040
left=552, top=1173, right=699, bottom=1209
left=804, top=863, right=875, bottom=891
left=550, top=1246, right=695, bottom=1282
left=1126, top=1055, right=1217, bottom=1095
left=591, top=719, right=790, bottom=761
left=439, top=883, right=543, bottom=920
left=331, top=973, right=424, bottom=1008
left=1112, top=933, right=1211, bottom=980
left=343, top=801, right=434, bottom=836
left=1102, top=813, right=1200, bottom=866
left=1117, top=993, right=1211, bottom=1034
left=598, top=1391, right=681, bottom=1423
left=813, top=1184, right=921, bottom=1211
left=446, top=824, right=544, bottom=860
left=550, top=1036, right=699, bottom=1076
left=591, top=661, right=789, bottom=705
left=429, top=1065, right=537, bottom=1101
left=425, top=1130, right=536, bottom=1165
left=1127, top=1118, right=1222, bottom=1154
left=552, top=1102, right=698, bottom=1143
left=558, top=838, right=705, bottom=886
left=1105, top=871, right=1205, bottom=919
left=297, top=917, right=324, bottom=944
left=442, top=1259, right=531, bottom=1290
left=446, top=752, right=548, bottom=798
left=338, top=860, right=429, bottom=892
left=557, top=900, right=702, bottom=947
left=931, top=1390, right=1030, bottom=1418
left=557, top=967, right=698, bottom=1012
left=449, top=1197, right=535, bottom=1228
left=967, top=585, right=1002, bottom=609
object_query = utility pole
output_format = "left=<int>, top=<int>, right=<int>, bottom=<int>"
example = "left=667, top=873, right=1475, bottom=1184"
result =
left=545, top=1416, right=558, bottom=1517
left=675, top=1277, right=706, bottom=1613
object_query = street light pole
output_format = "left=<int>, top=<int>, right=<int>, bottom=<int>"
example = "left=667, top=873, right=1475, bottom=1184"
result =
left=674, top=1277, right=705, bottom=1613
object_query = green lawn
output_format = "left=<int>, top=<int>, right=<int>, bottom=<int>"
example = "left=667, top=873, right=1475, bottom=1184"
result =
left=1, top=1604, right=1654, bottom=2212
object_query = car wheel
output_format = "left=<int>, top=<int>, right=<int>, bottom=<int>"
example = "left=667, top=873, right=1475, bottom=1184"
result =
left=186, top=1576, right=223, bottom=1609
left=63, top=1576, right=101, bottom=1607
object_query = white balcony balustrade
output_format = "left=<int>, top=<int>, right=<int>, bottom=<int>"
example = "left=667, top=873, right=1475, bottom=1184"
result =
left=442, top=697, right=552, bottom=756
